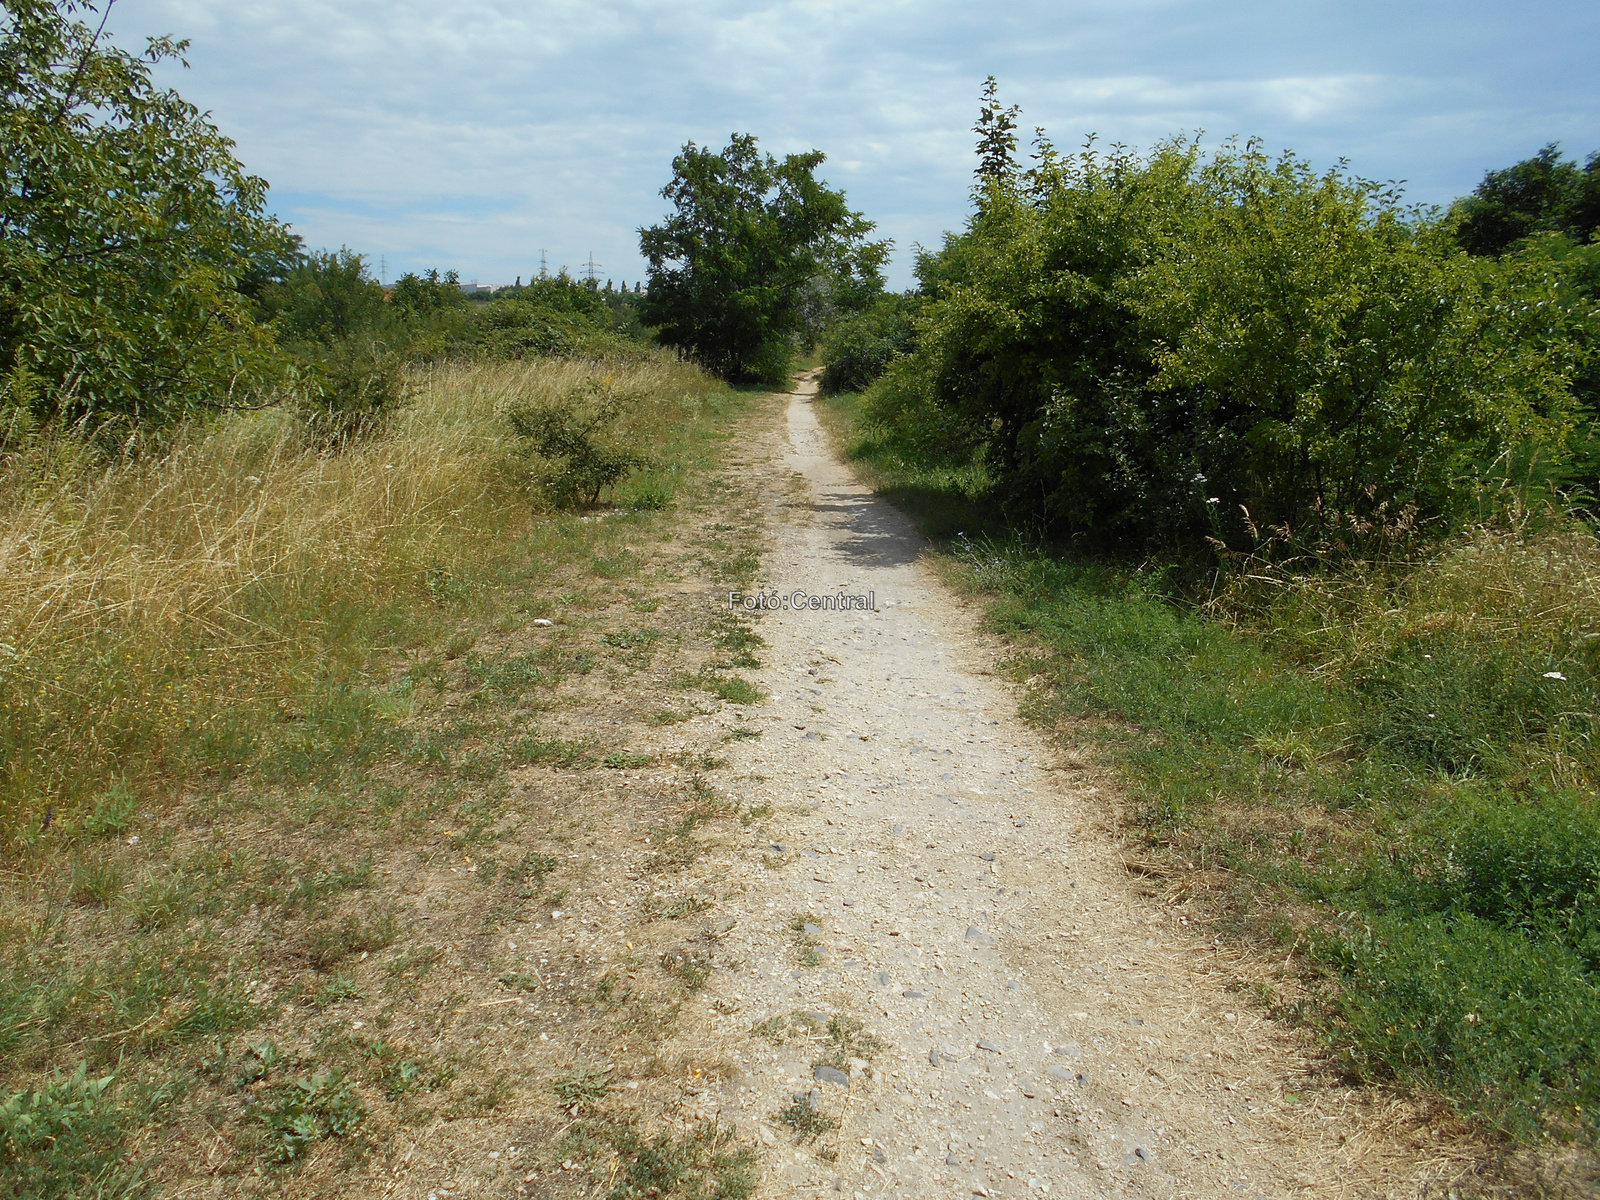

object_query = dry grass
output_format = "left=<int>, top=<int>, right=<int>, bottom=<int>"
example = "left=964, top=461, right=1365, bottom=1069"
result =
left=0, top=353, right=789, bottom=1198
left=0, top=356, right=717, bottom=842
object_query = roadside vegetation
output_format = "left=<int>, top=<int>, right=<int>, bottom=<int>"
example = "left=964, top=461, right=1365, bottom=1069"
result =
left=816, top=80, right=1600, bottom=1177
left=2, top=4, right=788, bottom=1196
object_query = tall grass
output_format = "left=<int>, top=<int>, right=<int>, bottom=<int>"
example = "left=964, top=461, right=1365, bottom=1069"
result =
left=0, top=356, right=719, bottom=846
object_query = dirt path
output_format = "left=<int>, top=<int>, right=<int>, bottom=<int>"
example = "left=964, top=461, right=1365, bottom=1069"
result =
left=695, top=376, right=1440, bottom=1199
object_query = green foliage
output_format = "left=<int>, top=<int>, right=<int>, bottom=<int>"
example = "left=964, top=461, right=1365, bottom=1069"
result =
left=389, top=268, right=464, bottom=315
left=1452, top=144, right=1600, bottom=256
left=257, top=248, right=389, bottom=345
left=0, top=0, right=288, bottom=430
left=296, top=336, right=406, bottom=446
left=552, top=1064, right=612, bottom=1111
left=253, top=1069, right=365, bottom=1163
left=774, top=1092, right=836, bottom=1139
left=604, top=1121, right=758, bottom=1200
left=640, top=133, right=887, bottom=384
left=507, top=381, right=644, bottom=506
left=818, top=292, right=922, bottom=395
left=1320, top=914, right=1600, bottom=1139
left=0, top=1063, right=145, bottom=1199
left=883, top=86, right=1588, bottom=554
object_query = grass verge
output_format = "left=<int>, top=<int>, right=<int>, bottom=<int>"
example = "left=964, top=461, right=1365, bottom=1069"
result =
left=0, top=354, right=781, bottom=1196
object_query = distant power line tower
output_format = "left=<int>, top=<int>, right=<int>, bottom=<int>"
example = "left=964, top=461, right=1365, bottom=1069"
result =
left=379, top=254, right=386, bottom=285
left=582, top=251, right=602, bottom=282
left=539, top=249, right=548, bottom=279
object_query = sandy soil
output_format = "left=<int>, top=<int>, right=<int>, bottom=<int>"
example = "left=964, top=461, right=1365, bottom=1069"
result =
left=686, top=376, right=1455, bottom=1199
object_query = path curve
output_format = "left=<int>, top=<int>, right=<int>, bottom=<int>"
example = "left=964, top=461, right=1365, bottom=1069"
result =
left=708, top=376, right=1426, bottom=1198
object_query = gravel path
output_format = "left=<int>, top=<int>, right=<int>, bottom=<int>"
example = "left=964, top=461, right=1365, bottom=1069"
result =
left=697, top=377, right=1430, bottom=1199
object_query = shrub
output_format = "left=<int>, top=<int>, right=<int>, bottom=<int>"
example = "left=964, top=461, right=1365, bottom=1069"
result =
left=892, top=117, right=1586, bottom=553
left=819, top=293, right=921, bottom=394
left=507, top=381, right=643, bottom=506
left=296, top=336, right=406, bottom=445
left=1321, top=913, right=1600, bottom=1138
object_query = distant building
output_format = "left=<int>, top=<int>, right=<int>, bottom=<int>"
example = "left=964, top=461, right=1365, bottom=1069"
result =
left=457, top=282, right=512, bottom=296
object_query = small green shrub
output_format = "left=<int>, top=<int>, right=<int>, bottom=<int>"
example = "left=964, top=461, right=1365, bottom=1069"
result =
left=1320, top=914, right=1600, bottom=1138
left=508, top=381, right=645, bottom=506
left=297, top=336, right=406, bottom=446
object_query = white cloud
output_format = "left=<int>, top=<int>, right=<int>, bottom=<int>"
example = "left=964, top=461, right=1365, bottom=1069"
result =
left=114, top=0, right=1600, bottom=287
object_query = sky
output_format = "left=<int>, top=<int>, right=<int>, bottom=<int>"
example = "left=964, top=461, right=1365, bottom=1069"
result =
left=114, top=0, right=1600, bottom=290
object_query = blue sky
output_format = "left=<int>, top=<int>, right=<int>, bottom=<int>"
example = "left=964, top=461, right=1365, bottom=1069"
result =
left=118, top=0, right=1599, bottom=289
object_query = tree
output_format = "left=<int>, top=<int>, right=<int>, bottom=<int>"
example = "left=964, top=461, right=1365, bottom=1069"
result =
left=638, top=133, right=887, bottom=385
left=0, top=0, right=290, bottom=430
left=1453, top=144, right=1600, bottom=255
left=256, top=248, right=388, bottom=346
left=973, top=76, right=1020, bottom=192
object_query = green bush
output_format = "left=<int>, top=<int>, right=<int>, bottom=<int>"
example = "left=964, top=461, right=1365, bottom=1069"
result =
left=507, top=382, right=644, bottom=506
left=887, top=113, right=1586, bottom=553
left=819, top=293, right=921, bottom=394
left=296, top=336, right=406, bottom=445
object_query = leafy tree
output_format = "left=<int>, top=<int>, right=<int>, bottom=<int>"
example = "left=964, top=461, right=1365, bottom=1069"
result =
left=256, top=248, right=388, bottom=346
left=1453, top=144, right=1600, bottom=255
left=638, top=133, right=887, bottom=385
left=390, top=268, right=465, bottom=316
left=973, top=75, right=1021, bottom=191
left=0, top=0, right=289, bottom=430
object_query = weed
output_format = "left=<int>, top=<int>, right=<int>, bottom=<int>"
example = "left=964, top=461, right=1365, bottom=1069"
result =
left=659, top=947, right=714, bottom=991
left=0, top=1063, right=144, bottom=1200
left=789, top=912, right=824, bottom=967
left=254, top=1070, right=364, bottom=1164
left=497, top=971, right=543, bottom=992
left=508, top=733, right=591, bottom=767
left=642, top=893, right=713, bottom=921
left=816, top=1014, right=885, bottom=1069
left=67, top=855, right=122, bottom=907
left=80, top=781, right=139, bottom=838
left=234, top=1041, right=283, bottom=1086
left=775, top=1092, right=837, bottom=1139
left=601, top=627, right=662, bottom=649
left=724, top=726, right=762, bottom=741
left=504, top=851, right=559, bottom=898
left=593, top=1120, right=757, bottom=1200
left=704, top=676, right=761, bottom=705
left=316, top=974, right=364, bottom=1006
left=604, top=751, right=655, bottom=769
left=648, top=708, right=697, bottom=725
left=302, top=910, right=396, bottom=972
left=553, top=1064, right=612, bottom=1113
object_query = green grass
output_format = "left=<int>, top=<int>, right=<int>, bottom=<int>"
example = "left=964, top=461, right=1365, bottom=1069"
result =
left=817, top=385, right=1600, bottom=1150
